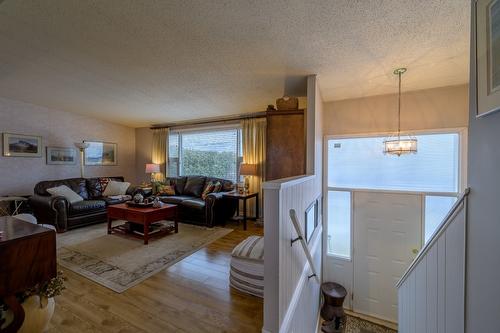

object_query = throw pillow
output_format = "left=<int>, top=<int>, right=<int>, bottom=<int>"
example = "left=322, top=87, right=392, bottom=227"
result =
left=213, top=181, right=223, bottom=193
left=98, top=177, right=112, bottom=192
left=201, top=181, right=216, bottom=200
left=157, top=184, right=175, bottom=196
left=102, top=180, right=131, bottom=196
left=47, top=185, right=84, bottom=204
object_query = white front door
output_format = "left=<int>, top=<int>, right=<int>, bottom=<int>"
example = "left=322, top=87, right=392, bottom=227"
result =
left=353, top=191, right=422, bottom=322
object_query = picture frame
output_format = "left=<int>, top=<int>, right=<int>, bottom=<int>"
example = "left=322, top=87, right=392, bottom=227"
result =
left=304, top=199, right=318, bottom=243
left=475, top=0, right=500, bottom=117
left=2, top=133, right=42, bottom=157
left=46, top=147, right=77, bottom=165
left=84, top=141, right=117, bottom=165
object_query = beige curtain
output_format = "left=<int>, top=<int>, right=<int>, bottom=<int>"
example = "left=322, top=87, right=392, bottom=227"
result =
left=241, top=118, right=266, bottom=218
left=151, top=128, right=169, bottom=182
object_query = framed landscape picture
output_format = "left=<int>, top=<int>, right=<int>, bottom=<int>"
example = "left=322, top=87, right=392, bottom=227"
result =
left=84, top=141, right=117, bottom=165
left=46, top=147, right=77, bottom=165
left=2, top=133, right=42, bottom=157
left=475, top=0, right=500, bottom=117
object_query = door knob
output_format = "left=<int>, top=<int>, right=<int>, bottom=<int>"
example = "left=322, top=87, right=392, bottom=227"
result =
left=412, top=248, right=419, bottom=254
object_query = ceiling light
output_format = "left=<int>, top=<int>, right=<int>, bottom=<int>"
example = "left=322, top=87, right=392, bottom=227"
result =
left=383, top=68, right=417, bottom=156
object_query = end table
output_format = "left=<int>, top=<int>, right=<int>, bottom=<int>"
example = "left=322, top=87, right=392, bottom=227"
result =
left=222, top=192, right=259, bottom=230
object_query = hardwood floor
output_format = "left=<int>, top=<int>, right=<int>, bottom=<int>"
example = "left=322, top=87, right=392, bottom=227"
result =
left=48, top=222, right=264, bottom=333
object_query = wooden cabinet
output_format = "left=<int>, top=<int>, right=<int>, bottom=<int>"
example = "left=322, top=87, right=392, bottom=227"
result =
left=265, top=109, right=306, bottom=181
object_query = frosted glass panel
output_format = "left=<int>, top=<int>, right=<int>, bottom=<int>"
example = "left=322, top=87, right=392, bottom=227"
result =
left=425, top=196, right=457, bottom=242
left=327, top=191, right=351, bottom=258
left=328, top=133, right=459, bottom=192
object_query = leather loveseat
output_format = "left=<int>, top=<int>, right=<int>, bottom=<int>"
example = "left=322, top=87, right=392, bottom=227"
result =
left=156, top=176, right=237, bottom=227
left=29, top=176, right=136, bottom=232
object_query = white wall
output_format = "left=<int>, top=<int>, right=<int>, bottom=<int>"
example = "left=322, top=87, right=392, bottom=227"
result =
left=324, top=84, right=469, bottom=136
left=135, top=127, right=154, bottom=184
left=263, top=75, right=324, bottom=333
left=0, top=97, right=136, bottom=195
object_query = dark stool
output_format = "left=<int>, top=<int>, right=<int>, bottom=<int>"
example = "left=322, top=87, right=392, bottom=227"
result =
left=320, top=282, right=347, bottom=332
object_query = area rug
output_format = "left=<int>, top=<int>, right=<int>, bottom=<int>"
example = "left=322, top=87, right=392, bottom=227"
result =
left=56, top=222, right=233, bottom=293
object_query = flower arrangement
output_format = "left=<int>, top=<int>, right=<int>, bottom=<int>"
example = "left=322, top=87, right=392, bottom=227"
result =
left=22, top=270, right=66, bottom=306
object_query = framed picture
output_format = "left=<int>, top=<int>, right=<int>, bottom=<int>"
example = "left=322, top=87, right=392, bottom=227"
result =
left=304, top=200, right=318, bottom=243
left=2, top=133, right=42, bottom=157
left=46, top=147, right=77, bottom=165
left=475, top=0, right=500, bottom=117
left=84, top=141, right=117, bottom=165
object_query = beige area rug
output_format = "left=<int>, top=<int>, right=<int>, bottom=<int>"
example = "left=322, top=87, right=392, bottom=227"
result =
left=57, top=222, right=233, bottom=293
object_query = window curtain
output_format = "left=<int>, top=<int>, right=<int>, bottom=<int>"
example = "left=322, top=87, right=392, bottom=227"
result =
left=241, top=118, right=266, bottom=218
left=151, top=128, right=169, bottom=181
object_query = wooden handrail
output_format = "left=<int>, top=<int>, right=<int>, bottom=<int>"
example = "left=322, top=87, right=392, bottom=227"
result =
left=289, top=209, right=320, bottom=284
left=396, top=188, right=470, bottom=288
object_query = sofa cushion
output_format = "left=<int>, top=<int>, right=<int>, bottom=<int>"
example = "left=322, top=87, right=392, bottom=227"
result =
left=103, top=180, right=131, bottom=196
left=157, top=184, right=175, bottom=196
left=69, top=200, right=106, bottom=216
left=159, top=195, right=196, bottom=204
left=180, top=198, right=206, bottom=211
left=205, top=177, right=235, bottom=192
left=183, top=176, right=206, bottom=197
left=35, top=178, right=89, bottom=199
left=47, top=185, right=84, bottom=204
left=164, top=177, right=187, bottom=195
left=86, top=177, right=125, bottom=198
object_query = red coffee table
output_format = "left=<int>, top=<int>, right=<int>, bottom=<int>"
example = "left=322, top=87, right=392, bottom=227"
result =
left=107, top=203, right=178, bottom=245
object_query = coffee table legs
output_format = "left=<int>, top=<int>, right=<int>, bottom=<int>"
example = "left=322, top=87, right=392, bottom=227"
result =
left=143, top=221, right=149, bottom=245
left=174, top=207, right=179, bottom=233
left=107, top=217, right=112, bottom=234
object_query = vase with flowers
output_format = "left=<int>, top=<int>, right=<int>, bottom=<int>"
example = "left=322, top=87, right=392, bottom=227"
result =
left=1, top=270, right=66, bottom=333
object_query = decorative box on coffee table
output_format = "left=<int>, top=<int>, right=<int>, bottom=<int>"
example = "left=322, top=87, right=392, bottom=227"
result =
left=107, top=203, right=178, bottom=245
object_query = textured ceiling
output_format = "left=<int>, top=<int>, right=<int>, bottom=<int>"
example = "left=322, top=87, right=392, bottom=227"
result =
left=0, top=0, right=470, bottom=127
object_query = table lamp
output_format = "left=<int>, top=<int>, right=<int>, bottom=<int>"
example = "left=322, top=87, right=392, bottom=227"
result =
left=239, top=163, right=257, bottom=194
left=145, top=163, right=160, bottom=183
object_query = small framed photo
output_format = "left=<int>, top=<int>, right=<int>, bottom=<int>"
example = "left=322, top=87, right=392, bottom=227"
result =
left=84, top=141, right=117, bottom=165
left=475, top=0, right=500, bottom=117
left=46, top=147, right=77, bottom=165
left=304, top=200, right=318, bottom=243
left=2, top=133, right=42, bottom=157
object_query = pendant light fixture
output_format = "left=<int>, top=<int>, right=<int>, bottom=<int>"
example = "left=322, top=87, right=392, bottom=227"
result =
left=383, top=68, right=417, bottom=156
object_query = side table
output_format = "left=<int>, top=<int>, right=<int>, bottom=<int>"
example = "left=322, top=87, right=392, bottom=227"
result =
left=222, top=192, right=259, bottom=230
left=0, top=196, right=28, bottom=216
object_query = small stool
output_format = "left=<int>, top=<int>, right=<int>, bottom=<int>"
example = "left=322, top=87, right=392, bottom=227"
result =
left=320, top=282, right=347, bottom=332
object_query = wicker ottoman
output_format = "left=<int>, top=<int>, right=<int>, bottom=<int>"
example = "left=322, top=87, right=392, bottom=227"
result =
left=229, top=236, right=264, bottom=298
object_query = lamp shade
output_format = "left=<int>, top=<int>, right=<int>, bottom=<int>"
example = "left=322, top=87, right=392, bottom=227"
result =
left=145, top=163, right=160, bottom=174
left=74, top=142, right=90, bottom=150
left=239, top=163, right=257, bottom=176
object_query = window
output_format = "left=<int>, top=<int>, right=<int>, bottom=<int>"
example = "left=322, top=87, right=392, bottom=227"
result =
left=328, top=133, right=460, bottom=193
left=327, top=190, right=351, bottom=259
left=424, top=195, right=457, bottom=242
left=168, top=127, right=243, bottom=182
left=326, top=131, right=464, bottom=256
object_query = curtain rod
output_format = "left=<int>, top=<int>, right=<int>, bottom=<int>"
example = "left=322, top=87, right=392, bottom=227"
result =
left=150, top=111, right=267, bottom=129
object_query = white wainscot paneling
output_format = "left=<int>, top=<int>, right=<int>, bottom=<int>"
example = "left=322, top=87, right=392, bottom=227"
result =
left=397, top=196, right=466, bottom=333
left=263, top=175, right=323, bottom=333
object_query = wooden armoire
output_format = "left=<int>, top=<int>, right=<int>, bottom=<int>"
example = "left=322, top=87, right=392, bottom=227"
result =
left=265, top=109, right=306, bottom=181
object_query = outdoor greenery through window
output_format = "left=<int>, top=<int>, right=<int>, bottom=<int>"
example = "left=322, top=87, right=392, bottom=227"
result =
left=168, top=127, right=243, bottom=182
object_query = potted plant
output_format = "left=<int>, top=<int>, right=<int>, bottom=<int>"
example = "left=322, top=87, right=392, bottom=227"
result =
left=1, top=271, right=66, bottom=333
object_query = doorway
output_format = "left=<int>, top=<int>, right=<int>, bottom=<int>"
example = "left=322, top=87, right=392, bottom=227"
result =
left=323, top=130, right=466, bottom=323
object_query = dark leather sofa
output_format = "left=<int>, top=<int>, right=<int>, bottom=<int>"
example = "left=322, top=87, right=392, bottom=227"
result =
left=156, top=175, right=237, bottom=227
left=29, top=176, right=135, bottom=232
